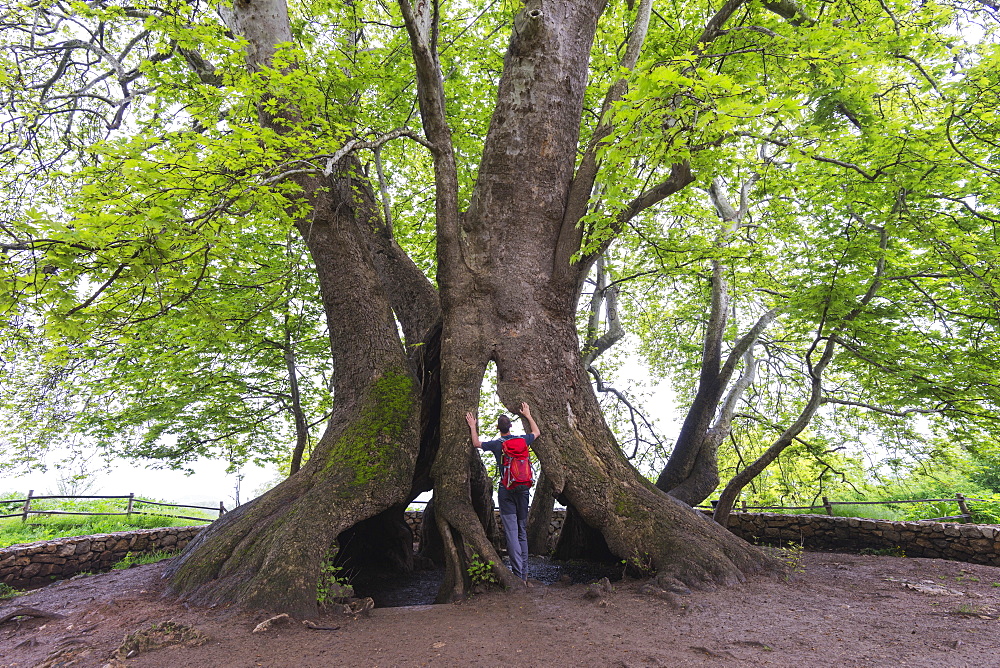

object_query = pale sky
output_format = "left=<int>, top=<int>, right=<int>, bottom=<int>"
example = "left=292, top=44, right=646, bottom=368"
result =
left=0, top=457, right=278, bottom=509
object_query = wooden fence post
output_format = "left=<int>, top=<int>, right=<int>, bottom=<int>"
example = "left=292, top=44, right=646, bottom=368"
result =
left=21, top=490, right=33, bottom=523
left=955, top=493, right=971, bottom=522
left=741, top=501, right=747, bottom=512
left=219, top=502, right=226, bottom=517
left=126, top=493, right=134, bottom=516
left=823, top=496, right=834, bottom=515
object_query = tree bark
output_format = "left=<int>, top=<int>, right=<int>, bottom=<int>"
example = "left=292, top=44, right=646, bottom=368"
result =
left=170, top=0, right=778, bottom=612
left=165, top=0, right=423, bottom=617
left=409, top=0, right=775, bottom=600
left=656, top=177, right=773, bottom=506
left=166, top=170, right=422, bottom=617
left=713, top=225, right=888, bottom=525
left=526, top=470, right=554, bottom=555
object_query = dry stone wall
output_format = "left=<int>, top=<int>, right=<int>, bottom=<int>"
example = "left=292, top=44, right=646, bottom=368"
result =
left=404, top=509, right=568, bottom=553
left=720, top=512, right=1000, bottom=566
left=0, top=525, right=203, bottom=588
left=405, top=509, right=1000, bottom=566
left=4, top=511, right=1000, bottom=589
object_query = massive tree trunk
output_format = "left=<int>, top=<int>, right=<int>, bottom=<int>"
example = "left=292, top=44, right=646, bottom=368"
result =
left=165, top=0, right=425, bottom=617
left=171, top=0, right=776, bottom=612
left=166, top=172, right=422, bottom=616
left=405, top=0, right=775, bottom=601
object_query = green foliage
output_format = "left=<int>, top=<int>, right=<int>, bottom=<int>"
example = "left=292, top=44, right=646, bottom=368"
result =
left=112, top=550, right=177, bottom=569
left=2, top=0, right=1000, bottom=529
left=772, top=542, right=806, bottom=579
left=859, top=546, right=906, bottom=557
left=316, top=549, right=352, bottom=606
left=625, top=551, right=655, bottom=578
left=0, top=583, right=22, bottom=600
left=467, top=554, right=499, bottom=587
left=967, top=495, right=1000, bottom=525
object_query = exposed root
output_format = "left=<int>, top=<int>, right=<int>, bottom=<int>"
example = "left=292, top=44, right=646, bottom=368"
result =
left=0, top=606, right=65, bottom=626
left=109, top=620, right=208, bottom=663
left=252, top=613, right=291, bottom=633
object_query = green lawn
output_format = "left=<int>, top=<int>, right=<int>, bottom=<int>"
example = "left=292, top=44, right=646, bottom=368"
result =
left=0, top=495, right=214, bottom=548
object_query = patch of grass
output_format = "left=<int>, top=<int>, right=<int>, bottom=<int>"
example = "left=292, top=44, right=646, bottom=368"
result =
left=951, top=603, right=986, bottom=617
left=859, top=546, right=906, bottom=557
left=316, top=549, right=353, bottom=607
left=467, top=554, right=499, bottom=588
left=0, top=583, right=22, bottom=600
left=0, top=495, right=212, bottom=548
left=829, top=504, right=908, bottom=520
left=111, top=621, right=208, bottom=663
left=112, top=550, right=177, bottom=569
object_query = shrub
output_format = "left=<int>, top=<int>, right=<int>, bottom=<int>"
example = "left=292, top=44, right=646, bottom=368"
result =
left=0, top=583, right=21, bottom=600
left=112, top=550, right=177, bottom=569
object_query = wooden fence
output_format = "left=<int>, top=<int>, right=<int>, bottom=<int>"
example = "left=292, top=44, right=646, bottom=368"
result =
left=697, top=493, right=986, bottom=522
left=0, top=491, right=226, bottom=523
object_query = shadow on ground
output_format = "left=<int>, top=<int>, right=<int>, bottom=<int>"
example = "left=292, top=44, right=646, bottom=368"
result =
left=352, top=555, right=623, bottom=607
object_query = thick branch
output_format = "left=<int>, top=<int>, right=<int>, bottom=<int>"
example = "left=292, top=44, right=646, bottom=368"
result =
left=713, top=226, right=890, bottom=524
left=557, top=0, right=654, bottom=276
left=397, top=0, right=463, bottom=276
left=581, top=256, right=625, bottom=368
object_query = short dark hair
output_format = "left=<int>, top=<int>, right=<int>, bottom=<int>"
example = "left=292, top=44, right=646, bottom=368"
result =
left=497, top=415, right=512, bottom=433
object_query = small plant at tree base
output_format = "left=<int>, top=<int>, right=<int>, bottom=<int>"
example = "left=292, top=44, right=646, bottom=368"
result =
left=0, top=583, right=22, bottom=600
left=112, top=550, right=177, bottom=569
left=316, top=550, right=353, bottom=607
left=951, top=603, right=987, bottom=617
left=623, top=551, right=655, bottom=578
left=772, top=542, right=806, bottom=578
left=467, top=554, right=499, bottom=587
left=859, top=545, right=906, bottom=557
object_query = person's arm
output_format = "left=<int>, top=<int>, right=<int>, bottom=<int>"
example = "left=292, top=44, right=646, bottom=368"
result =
left=519, top=402, right=540, bottom=439
left=465, top=412, right=482, bottom=448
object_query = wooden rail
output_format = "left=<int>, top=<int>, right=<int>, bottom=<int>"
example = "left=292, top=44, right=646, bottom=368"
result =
left=698, top=493, right=987, bottom=522
left=0, top=491, right=227, bottom=523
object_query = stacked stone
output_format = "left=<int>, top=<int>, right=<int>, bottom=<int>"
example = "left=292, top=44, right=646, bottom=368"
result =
left=403, top=510, right=422, bottom=537
left=0, top=525, right=204, bottom=588
left=548, top=509, right=566, bottom=551
left=722, top=512, right=1000, bottom=566
left=402, top=508, right=567, bottom=552
left=8, top=510, right=997, bottom=589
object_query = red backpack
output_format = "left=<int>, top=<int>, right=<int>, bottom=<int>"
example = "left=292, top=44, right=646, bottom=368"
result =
left=500, top=437, right=534, bottom=490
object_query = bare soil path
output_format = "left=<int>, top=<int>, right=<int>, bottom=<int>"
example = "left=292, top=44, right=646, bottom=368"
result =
left=2, top=551, right=999, bottom=667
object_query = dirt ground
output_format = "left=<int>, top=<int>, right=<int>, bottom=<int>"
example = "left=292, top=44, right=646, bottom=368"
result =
left=2, top=551, right=1000, bottom=668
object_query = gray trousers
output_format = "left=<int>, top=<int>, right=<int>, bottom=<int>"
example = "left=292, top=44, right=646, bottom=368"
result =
left=498, top=485, right=530, bottom=579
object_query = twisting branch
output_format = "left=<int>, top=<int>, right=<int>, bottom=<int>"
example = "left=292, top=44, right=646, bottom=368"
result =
left=396, top=0, right=463, bottom=273
left=259, top=128, right=433, bottom=183
left=713, top=225, right=890, bottom=525
left=655, top=174, right=773, bottom=504
left=734, top=133, right=879, bottom=180
left=587, top=366, right=664, bottom=459
left=581, top=255, right=625, bottom=368
left=557, top=0, right=656, bottom=275
left=821, top=397, right=951, bottom=418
